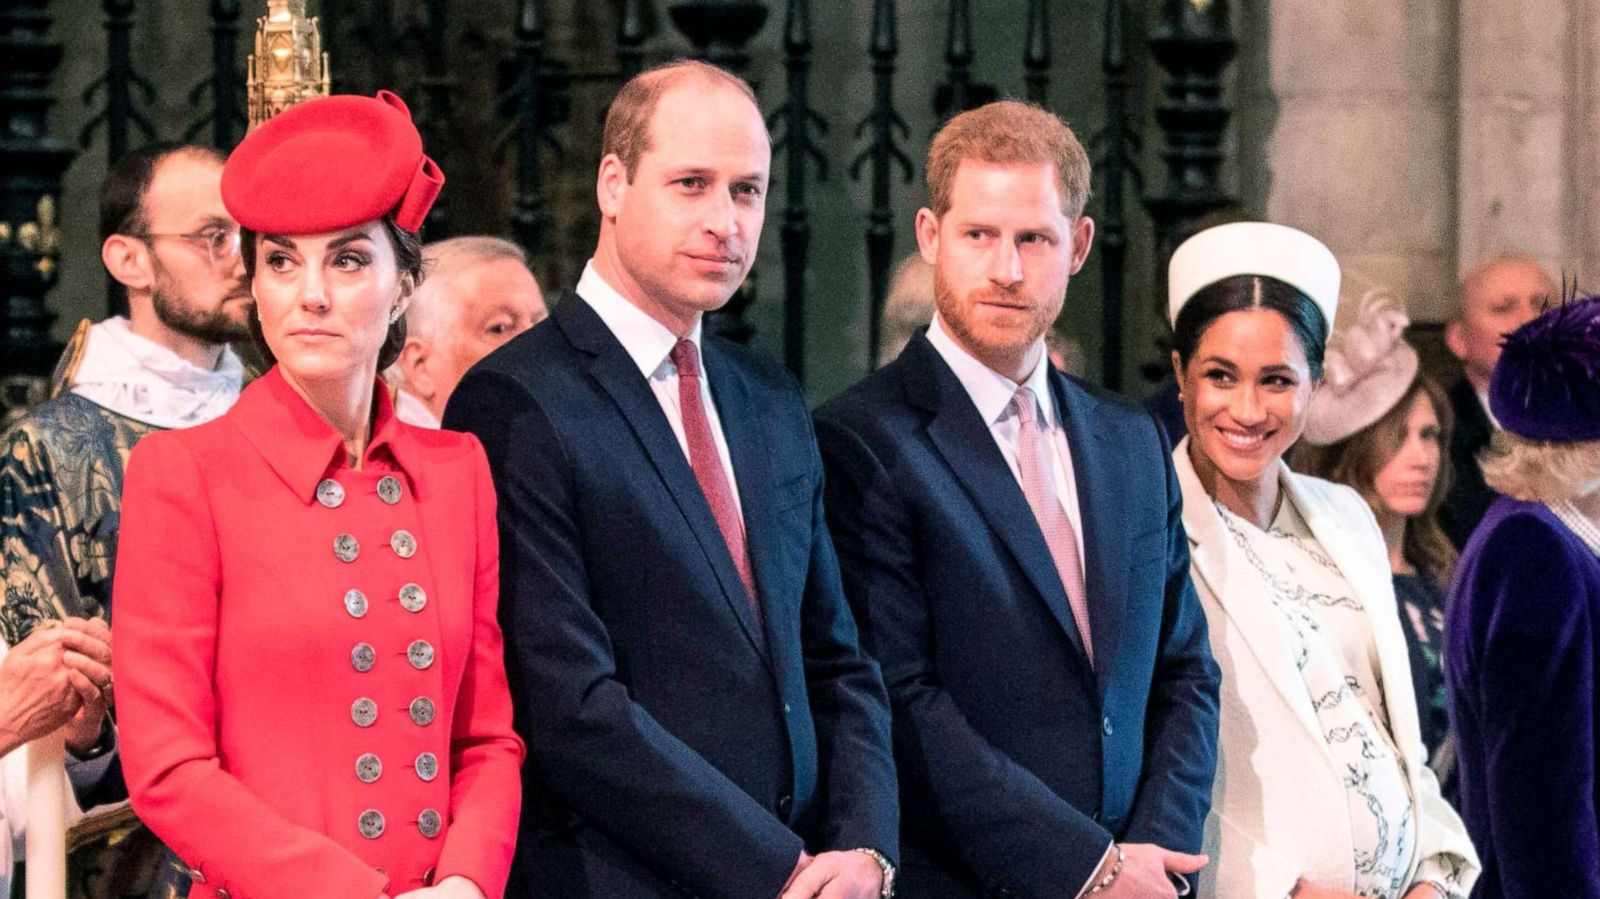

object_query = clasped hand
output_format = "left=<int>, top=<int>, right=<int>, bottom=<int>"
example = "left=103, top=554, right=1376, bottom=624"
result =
left=779, top=850, right=883, bottom=899
left=0, top=617, right=114, bottom=757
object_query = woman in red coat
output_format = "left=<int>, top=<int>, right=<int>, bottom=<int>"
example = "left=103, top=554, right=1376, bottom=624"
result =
left=112, top=91, right=524, bottom=899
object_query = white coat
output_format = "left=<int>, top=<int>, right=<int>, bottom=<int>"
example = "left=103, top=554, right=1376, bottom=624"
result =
left=1173, top=439, right=1480, bottom=898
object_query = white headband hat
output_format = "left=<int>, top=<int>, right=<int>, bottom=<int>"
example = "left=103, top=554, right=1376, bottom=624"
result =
left=1167, top=222, right=1341, bottom=330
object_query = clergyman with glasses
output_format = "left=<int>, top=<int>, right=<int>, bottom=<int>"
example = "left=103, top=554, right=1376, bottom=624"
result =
left=0, top=143, right=251, bottom=899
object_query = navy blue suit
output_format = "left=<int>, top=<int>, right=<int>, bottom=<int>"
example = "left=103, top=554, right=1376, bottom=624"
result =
left=814, top=334, right=1219, bottom=898
left=444, top=291, right=898, bottom=899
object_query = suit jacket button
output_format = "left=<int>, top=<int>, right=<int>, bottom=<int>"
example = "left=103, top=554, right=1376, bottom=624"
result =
left=409, top=696, right=436, bottom=726
left=356, top=753, right=382, bottom=783
left=359, top=809, right=386, bottom=839
left=418, top=808, right=442, bottom=838
left=377, top=475, right=403, bottom=505
left=316, top=478, right=345, bottom=508
left=1102, top=715, right=1114, bottom=736
left=423, top=866, right=437, bottom=886
left=415, top=751, right=439, bottom=782
left=345, top=589, right=369, bottom=619
left=185, top=866, right=205, bottom=884
left=390, top=529, right=417, bottom=559
left=333, top=533, right=360, bottom=562
left=351, top=642, right=376, bottom=672
left=776, top=795, right=792, bottom=817
left=399, top=583, right=427, bottom=613
left=351, top=698, right=378, bottom=727
left=407, top=640, right=435, bottom=670
left=214, top=890, right=231, bottom=899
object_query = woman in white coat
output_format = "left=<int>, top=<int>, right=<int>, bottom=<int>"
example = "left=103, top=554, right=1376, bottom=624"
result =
left=1166, top=223, right=1478, bottom=899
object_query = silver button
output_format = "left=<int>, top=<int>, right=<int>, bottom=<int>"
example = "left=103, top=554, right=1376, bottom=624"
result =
left=316, top=478, right=346, bottom=509
left=351, top=698, right=377, bottom=727
left=407, top=640, right=435, bottom=670
left=334, top=534, right=360, bottom=563
left=358, top=808, right=385, bottom=839
left=390, top=530, right=417, bottom=559
left=215, top=890, right=231, bottom=899
left=345, top=589, right=369, bottom=619
left=356, top=753, right=382, bottom=783
left=423, top=866, right=437, bottom=886
left=418, top=808, right=442, bottom=839
left=377, top=476, right=403, bottom=505
left=409, top=696, right=435, bottom=726
left=398, top=583, right=427, bottom=613
left=414, top=751, right=439, bottom=782
left=351, top=643, right=376, bottom=672
left=185, top=866, right=206, bottom=884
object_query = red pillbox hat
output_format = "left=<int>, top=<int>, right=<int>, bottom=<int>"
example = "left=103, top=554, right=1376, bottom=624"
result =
left=222, top=90, right=443, bottom=234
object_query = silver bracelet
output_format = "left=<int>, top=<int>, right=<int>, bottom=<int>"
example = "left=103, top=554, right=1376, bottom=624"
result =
left=850, top=847, right=896, bottom=899
left=1086, top=844, right=1125, bottom=895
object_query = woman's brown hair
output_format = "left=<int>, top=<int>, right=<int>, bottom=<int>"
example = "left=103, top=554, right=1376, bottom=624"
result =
left=1293, top=374, right=1459, bottom=587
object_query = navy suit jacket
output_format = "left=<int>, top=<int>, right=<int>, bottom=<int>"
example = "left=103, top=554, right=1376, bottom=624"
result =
left=814, top=334, right=1220, bottom=898
left=1446, top=497, right=1600, bottom=899
left=443, top=291, right=898, bottom=899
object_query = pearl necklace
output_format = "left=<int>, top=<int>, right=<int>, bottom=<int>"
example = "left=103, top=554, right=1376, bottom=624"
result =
left=1549, top=499, right=1600, bottom=558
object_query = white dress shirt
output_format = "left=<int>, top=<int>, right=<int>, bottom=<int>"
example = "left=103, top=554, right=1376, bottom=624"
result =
left=925, top=314, right=1087, bottom=575
left=576, top=262, right=744, bottom=520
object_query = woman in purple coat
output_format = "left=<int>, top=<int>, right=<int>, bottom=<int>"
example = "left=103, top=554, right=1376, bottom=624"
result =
left=1445, top=293, right=1600, bottom=899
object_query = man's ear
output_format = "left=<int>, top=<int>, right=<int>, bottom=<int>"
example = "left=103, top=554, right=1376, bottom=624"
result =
left=1068, top=216, right=1096, bottom=275
left=1443, top=320, right=1468, bottom=363
left=102, top=235, right=152, bottom=292
left=395, top=335, right=435, bottom=402
left=596, top=153, right=629, bottom=220
left=914, top=207, right=940, bottom=266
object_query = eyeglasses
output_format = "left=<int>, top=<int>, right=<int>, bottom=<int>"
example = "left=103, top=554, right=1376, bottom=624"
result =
left=130, top=225, right=242, bottom=269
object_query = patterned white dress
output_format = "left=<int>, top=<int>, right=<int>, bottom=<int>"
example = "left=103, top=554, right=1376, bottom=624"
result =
left=1216, top=498, right=1420, bottom=898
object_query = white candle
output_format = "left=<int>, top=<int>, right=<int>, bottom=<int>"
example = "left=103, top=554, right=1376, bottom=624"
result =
left=24, top=730, right=66, bottom=899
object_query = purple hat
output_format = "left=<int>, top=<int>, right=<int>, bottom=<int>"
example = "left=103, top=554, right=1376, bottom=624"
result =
left=1489, top=293, right=1600, bottom=443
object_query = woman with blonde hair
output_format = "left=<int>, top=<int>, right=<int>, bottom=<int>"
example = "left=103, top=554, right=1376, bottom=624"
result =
left=1445, top=294, right=1600, bottom=899
left=1295, top=283, right=1459, bottom=794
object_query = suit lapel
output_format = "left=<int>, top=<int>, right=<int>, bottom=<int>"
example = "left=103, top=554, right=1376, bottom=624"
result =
left=555, top=296, right=771, bottom=667
left=1050, top=371, right=1125, bottom=694
left=703, top=343, right=793, bottom=664
left=907, top=339, right=1088, bottom=658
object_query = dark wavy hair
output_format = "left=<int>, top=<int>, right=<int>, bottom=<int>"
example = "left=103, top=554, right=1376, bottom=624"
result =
left=1172, top=274, right=1330, bottom=379
left=241, top=215, right=424, bottom=372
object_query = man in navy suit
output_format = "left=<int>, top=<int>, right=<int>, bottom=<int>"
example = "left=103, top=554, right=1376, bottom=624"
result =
left=444, top=61, right=898, bottom=899
left=815, top=101, right=1219, bottom=899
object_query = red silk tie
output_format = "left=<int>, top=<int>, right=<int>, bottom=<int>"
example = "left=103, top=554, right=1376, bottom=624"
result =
left=671, top=339, right=760, bottom=614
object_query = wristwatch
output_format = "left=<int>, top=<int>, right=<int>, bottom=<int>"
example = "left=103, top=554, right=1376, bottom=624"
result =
left=850, top=847, right=896, bottom=899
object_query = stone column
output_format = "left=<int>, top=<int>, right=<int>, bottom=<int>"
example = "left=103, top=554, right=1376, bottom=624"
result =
left=1457, top=0, right=1598, bottom=291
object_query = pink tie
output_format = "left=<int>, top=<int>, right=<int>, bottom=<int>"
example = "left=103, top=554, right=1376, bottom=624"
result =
left=671, top=339, right=760, bottom=615
left=1010, top=386, right=1094, bottom=665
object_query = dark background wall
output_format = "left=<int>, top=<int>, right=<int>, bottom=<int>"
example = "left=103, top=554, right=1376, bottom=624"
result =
left=40, top=0, right=1240, bottom=403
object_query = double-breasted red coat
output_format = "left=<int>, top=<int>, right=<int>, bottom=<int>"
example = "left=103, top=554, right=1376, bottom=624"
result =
left=112, top=367, right=525, bottom=899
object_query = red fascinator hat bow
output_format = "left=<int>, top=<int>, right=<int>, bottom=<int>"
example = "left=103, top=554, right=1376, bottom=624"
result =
left=222, top=90, right=443, bottom=234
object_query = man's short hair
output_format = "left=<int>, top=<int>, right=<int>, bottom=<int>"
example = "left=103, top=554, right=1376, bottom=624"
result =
left=98, top=143, right=226, bottom=242
left=601, top=59, right=759, bottom=180
left=406, top=235, right=532, bottom=338
left=925, top=100, right=1091, bottom=219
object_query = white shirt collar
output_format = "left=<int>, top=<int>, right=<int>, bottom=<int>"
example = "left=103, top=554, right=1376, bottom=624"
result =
left=392, top=387, right=441, bottom=429
left=68, top=316, right=244, bottom=429
left=576, top=261, right=703, bottom=378
left=925, top=313, right=1056, bottom=428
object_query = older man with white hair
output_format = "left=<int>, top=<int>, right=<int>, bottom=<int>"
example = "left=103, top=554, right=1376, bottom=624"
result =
left=387, top=235, right=546, bottom=427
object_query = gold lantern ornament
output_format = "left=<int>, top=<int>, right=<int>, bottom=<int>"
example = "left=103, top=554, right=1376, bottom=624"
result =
left=247, top=0, right=330, bottom=130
